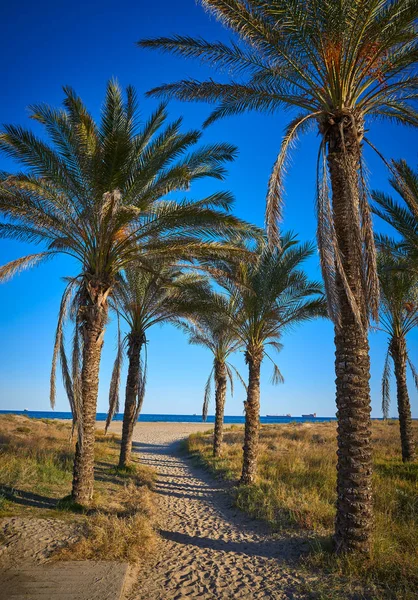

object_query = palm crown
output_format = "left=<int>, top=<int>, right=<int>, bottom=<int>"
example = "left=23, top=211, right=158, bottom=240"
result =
left=140, top=0, right=418, bottom=327
left=215, top=233, right=327, bottom=369
left=107, top=263, right=211, bottom=425
left=0, top=80, right=250, bottom=284
left=139, top=0, right=418, bottom=220
left=177, top=290, right=245, bottom=419
left=0, top=80, right=254, bottom=408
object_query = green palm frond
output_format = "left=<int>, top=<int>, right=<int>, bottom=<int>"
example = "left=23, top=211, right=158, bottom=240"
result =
left=0, top=79, right=258, bottom=416
left=377, top=248, right=418, bottom=419
left=373, top=160, right=418, bottom=271
left=139, top=0, right=418, bottom=326
left=194, top=233, right=326, bottom=396
left=377, top=250, right=418, bottom=338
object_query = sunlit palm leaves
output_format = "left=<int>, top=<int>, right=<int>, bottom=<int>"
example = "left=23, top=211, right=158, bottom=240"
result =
left=215, top=233, right=327, bottom=364
left=373, top=160, right=418, bottom=272
left=139, top=0, right=418, bottom=327
left=0, top=80, right=254, bottom=421
left=176, top=290, right=245, bottom=420
left=106, top=263, right=211, bottom=428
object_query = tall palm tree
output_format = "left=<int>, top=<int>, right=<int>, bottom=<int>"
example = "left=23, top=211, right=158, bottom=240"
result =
left=216, top=234, right=326, bottom=484
left=177, top=291, right=245, bottom=456
left=106, top=264, right=209, bottom=468
left=0, top=80, right=253, bottom=505
left=373, top=160, right=418, bottom=271
left=139, top=0, right=418, bottom=553
left=378, top=251, right=417, bottom=461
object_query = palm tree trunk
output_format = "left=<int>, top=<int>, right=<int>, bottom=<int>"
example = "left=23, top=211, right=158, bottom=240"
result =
left=119, top=333, right=143, bottom=469
left=72, top=297, right=108, bottom=505
left=240, top=345, right=263, bottom=485
left=213, top=359, right=227, bottom=457
left=327, top=117, right=373, bottom=554
left=391, top=336, right=415, bottom=462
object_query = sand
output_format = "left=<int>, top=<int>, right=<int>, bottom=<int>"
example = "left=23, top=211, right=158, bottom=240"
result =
left=105, top=421, right=316, bottom=599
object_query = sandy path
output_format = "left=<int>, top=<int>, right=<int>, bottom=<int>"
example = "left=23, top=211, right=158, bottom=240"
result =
left=106, top=422, right=314, bottom=599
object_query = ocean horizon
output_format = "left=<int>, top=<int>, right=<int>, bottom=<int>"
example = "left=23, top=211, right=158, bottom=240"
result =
left=0, top=409, right=372, bottom=424
left=1, top=410, right=338, bottom=424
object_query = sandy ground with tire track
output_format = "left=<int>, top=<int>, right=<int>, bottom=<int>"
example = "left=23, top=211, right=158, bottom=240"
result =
left=106, top=422, right=317, bottom=600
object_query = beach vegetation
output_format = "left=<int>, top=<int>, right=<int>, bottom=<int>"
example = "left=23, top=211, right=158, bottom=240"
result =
left=188, top=420, right=418, bottom=598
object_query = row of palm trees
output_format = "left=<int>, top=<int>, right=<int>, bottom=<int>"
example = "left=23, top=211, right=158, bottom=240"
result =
left=0, top=0, right=416, bottom=560
left=102, top=233, right=326, bottom=480
left=0, top=83, right=255, bottom=504
left=138, top=0, right=418, bottom=555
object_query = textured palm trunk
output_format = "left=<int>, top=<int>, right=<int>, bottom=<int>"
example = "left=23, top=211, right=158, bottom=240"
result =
left=240, top=346, right=263, bottom=485
left=327, top=115, right=373, bottom=554
left=119, top=333, right=143, bottom=469
left=72, top=293, right=108, bottom=505
left=213, top=359, right=227, bottom=457
left=391, top=336, right=415, bottom=462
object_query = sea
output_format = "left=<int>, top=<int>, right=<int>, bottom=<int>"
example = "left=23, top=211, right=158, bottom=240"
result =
left=0, top=410, right=336, bottom=424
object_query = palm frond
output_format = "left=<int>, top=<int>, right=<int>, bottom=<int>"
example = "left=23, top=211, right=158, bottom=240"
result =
left=50, top=279, right=78, bottom=409
left=0, top=252, right=56, bottom=283
left=382, top=345, right=392, bottom=419
left=227, top=361, right=247, bottom=393
left=106, top=317, right=124, bottom=432
left=407, top=353, right=418, bottom=392
left=202, top=367, right=214, bottom=422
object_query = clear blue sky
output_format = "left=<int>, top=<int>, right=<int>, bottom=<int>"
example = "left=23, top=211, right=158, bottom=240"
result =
left=0, top=0, right=416, bottom=417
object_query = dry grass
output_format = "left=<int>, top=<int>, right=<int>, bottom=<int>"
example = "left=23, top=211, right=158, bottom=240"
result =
left=59, top=482, right=157, bottom=562
left=188, top=421, right=418, bottom=599
left=0, top=414, right=158, bottom=563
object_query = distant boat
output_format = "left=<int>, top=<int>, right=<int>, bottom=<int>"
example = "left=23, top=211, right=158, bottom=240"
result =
left=302, top=413, right=316, bottom=418
left=265, top=414, right=291, bottom=417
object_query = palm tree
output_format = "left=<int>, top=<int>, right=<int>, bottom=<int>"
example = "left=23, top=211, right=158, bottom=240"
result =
left=373, top=160, right=418, bottom=271
left=0, top=80, right=253, bottom=505
left=216, top=234, right=326, bottom=484
left=378, top=251, right=417, bottom=461
left=177, top=291, right=245, bottom=456
left=106, top=264, right=209, bottom=468
left=139, top=0, right=418, bottom=553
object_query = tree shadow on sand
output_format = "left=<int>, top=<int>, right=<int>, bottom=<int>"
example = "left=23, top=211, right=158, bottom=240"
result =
left=159, top=528, right=312, bottom=562
left=0, top=486, right=58, bottom=509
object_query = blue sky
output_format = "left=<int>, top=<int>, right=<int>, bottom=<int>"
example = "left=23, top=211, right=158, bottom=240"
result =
left=0, top=0, right=417, bottom=417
